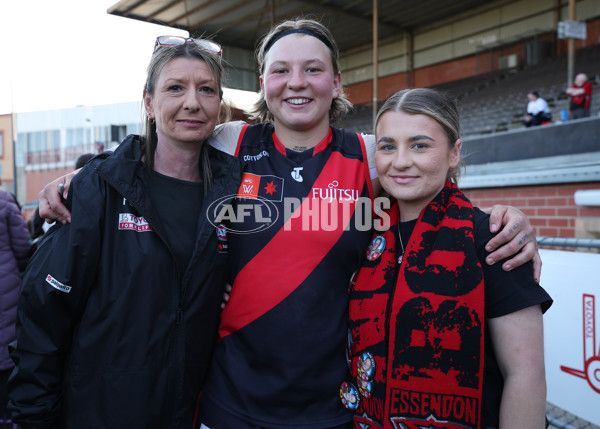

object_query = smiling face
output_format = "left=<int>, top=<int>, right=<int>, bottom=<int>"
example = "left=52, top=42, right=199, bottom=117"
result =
left=144, top=57, right=221, bottom=149
left=375, top=111, right=461, bottom=221
left=260, top=34, right=341, bottom=135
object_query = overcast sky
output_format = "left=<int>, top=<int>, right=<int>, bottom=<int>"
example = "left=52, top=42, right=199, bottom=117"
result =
left=0, top=0, right=256, bottom=115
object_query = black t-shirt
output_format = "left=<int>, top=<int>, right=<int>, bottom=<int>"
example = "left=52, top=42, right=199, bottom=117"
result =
left=399, top=207, right=552, bottom=427
left=148, top=171, right=204, bottom=278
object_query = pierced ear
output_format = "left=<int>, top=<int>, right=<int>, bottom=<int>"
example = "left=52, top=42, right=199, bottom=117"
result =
left=143, top=91, right=154, bottom=118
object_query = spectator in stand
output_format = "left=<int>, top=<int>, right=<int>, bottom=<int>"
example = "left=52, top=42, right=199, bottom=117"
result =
left=566, top=73, right=593, bottom=119
left=524, top=91, right=552, bottom=127
left=0, top=189, right=31, bottom=429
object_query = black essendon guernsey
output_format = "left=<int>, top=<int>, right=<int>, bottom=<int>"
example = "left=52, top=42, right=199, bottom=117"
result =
left=201, top=123, right=375, bottom=427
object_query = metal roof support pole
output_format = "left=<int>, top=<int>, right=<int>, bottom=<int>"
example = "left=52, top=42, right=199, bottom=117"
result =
left=567, top=0, right=575, bottom=87
left=372, top=0, right=379, bottom=129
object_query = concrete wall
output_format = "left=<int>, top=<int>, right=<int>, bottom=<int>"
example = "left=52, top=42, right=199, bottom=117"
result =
left=461, top=117, right=600, bottom=164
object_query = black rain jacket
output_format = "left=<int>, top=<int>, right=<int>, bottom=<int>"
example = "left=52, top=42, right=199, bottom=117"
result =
left=8, top=135, right=242, bottom=429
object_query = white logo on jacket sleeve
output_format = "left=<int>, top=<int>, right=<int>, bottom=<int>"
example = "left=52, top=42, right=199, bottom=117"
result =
left=118, top=213, right=152, bottom=232
left=46, top=274, right=72, bottom=293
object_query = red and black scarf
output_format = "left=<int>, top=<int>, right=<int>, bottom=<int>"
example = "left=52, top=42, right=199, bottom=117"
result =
left=348, top=181, right=485, bottom=429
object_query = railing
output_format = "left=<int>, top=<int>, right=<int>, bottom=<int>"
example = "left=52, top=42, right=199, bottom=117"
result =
left=537, top=236, right=600, bottom=250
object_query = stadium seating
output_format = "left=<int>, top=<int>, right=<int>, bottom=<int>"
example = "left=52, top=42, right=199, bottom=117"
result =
left=434, top=44, right=600, bottom=136
left=339, top=44, right=600, bottom=137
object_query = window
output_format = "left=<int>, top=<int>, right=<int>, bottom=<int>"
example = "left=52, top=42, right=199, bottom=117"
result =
left=66, top=128, right=84, bottom=147
left=50, top=130, right=61, bottom=150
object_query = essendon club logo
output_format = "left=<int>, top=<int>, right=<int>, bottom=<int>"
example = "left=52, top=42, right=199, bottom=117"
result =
left=560, top=294, right=600, bottom=394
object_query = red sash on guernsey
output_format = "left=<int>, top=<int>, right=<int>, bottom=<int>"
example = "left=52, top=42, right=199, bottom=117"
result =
left=349, top=181, right=486, bottom=429
left=220, top=125, right=373, bottom=338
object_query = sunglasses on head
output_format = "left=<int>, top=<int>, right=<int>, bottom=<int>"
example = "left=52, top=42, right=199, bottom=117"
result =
left=154, top=36, right=222, bottom=55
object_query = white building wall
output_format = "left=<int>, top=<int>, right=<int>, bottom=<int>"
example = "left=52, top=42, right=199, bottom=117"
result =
left=16, top=102, right=142, bottom=170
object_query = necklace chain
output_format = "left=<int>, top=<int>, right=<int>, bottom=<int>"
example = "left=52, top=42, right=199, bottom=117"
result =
left=397, top=222, right=405, bottom=264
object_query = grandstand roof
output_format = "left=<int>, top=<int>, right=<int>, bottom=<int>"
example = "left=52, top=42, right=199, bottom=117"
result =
left=107, top=0, right=492, bottom=53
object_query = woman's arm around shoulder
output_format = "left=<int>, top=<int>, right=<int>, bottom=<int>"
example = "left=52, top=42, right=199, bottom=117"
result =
left=481, top=205, right=541, bottom=282
left=473, top=207, right=552, bottom=316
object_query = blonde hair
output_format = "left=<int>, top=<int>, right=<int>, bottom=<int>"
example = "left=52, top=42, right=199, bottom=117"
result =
left=142, top=41, right=226, bottom=191
left=248, top=18, right=352, bottom=124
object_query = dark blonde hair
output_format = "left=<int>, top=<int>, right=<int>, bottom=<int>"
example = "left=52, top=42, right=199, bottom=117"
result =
left=143, top=41, right=226, bottom=190
left=376, top=88, right=463, bottom=183
left=248, top=18, right=352, bottom=124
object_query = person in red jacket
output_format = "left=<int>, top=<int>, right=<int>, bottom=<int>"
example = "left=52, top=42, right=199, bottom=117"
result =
left=566, top=73, right=593, bottom=119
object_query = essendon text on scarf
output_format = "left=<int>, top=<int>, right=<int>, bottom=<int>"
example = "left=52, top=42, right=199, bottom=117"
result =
left=390, top=389, right=478, bottom=426
left=358, top=389, right=479, bottom=427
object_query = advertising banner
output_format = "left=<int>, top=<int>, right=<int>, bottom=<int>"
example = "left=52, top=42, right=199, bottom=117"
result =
left=540, top=249, right=600, bottom=425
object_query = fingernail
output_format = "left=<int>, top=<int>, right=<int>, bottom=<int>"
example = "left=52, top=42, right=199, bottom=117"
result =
left=505, top=264, right=512, bottom=271
left=491, top=223, right=497, bottom=232
left=485, top=245, right=492, bottom=251
left=486, top=257, right=494, bottom=265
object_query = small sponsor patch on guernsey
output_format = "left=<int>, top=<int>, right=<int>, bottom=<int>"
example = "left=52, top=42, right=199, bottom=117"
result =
left=46, top=274, right=72, bottom=293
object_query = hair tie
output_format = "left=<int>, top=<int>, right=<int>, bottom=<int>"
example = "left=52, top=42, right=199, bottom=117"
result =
left=264, top=29, right=333, bottom=55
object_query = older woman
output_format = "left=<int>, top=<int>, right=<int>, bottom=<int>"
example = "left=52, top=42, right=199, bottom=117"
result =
left=7, top=37, right=242, bottom=428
